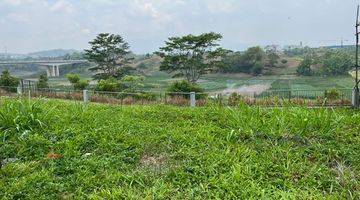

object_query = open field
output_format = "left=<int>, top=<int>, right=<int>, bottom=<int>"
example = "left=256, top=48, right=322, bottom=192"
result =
left=140, top=73, right=355, bottom=94
left=0, top=99, right=359, bottom=199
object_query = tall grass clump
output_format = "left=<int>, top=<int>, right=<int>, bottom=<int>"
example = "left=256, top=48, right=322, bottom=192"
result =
left=0, top=99, right=56, bottom=160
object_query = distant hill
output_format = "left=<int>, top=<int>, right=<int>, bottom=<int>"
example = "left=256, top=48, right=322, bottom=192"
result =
left=27, top=49, right=80, bottom=58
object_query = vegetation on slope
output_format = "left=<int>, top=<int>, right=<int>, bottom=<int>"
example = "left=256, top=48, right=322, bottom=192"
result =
left=0, top=99, right=359, bottom=199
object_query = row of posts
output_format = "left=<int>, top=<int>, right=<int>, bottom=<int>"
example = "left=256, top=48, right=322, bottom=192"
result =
left=15, top=88, right=360, bottom=108
left=82, top=90, right=197, bottom=107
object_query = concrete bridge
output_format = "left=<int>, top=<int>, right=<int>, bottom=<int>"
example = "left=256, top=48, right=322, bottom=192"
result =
left=0, top=60, right=88, bottom=77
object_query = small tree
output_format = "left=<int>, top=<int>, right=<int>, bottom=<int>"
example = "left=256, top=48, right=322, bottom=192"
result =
left=37, top=74, right=49, bottom=89
left=0, top=70, right=19, bottom=92
left=157, top=32, right=228, bottom=83
left=267, top=52, right=280, bottom=67
left=66, top=74, right=89, bottom=90
left=297, top=57, right=313, bottom=76
left=84, top=33, right=134, bottom=80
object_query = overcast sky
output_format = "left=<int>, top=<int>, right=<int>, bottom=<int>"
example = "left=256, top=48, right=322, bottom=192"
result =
left=0, top=0, right=359, bottom=54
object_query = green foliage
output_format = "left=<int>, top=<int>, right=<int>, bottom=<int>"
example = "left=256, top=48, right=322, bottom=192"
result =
left=222, top=47, right=266, bottom=75
left=320, top=50, right=353, bottom=76
left=228, top=92, right=243, bottom=106
left=0, top=70, right=19, bottom=92
left=96, top=75, right=144, bottom=92
left=167, top=80, right=205, bottom=99
left=96, top=78, right=122, bottom=92
left=281, top=59, right=288, bottom=64
left=325, top=88, right=341, bottom=100
left=66, top=74, right=80, bottom=84
left=157, top=32, right=228, bottom=83
left=267, top=52, right=280, bottom=67
left=74, top=80, right=89, bottom=90
left=66, top=74, right=89, bottom=90
left=0, top=99, right=54, bottom=136
left=297, top=57, right=313, bottom=76
left=36, top=74, right=49, bottom=89
left=84, top=33, right=134, bottom=80
left=0, top=100, right=359, bottom=198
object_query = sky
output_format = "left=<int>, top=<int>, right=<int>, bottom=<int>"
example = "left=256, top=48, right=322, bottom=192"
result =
left=0, top=0, right=359, bottom=54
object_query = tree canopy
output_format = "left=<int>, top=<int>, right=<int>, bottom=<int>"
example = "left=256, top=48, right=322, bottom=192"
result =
left=37, top=74, right=49, bottom=89
left=157, top=32, right=228, bottom=83
left=84, top=33, right=134, bottom=80
left=0, top=70, right=19, bottom=92
left=221, top=46, right=266, bottom=75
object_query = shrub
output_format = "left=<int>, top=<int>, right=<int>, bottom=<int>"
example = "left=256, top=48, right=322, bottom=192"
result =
left=74, top=80, right=89, bottom=90
left=0, top=70, right=19, bottom=92
left=66, top=74, right=80, bottom=84
left=325, top=88, right=341, bottom=100
left=96, top=78, right=123, bottom=92
left=66, top=74, right=89, bottom=90
left=228, top=92, right=243, bottom=106
left=167, top=80, right=206, bottom=99
left=37, top=74, right=49, bottom=89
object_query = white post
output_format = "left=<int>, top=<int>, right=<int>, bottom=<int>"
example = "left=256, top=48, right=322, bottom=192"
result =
left=17, top=86, right=22, bottom=96
left=83, top=90, right=89, bottom=103
left=352, top=88, right=359, bottom=108
left=190, top=92, right=196, bottom=107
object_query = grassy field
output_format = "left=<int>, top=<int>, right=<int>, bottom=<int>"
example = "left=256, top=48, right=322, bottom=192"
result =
left=0, top=99, right=359, bottom=199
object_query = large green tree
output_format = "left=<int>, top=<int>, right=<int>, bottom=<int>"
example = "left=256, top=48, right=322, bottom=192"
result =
left=157, top=32, right=228, bottom=83
left=222, top=47, right=266, bottom=75
left=84, top=33, right=134, bottom=80
left=320, top=50, right=353, bottom=76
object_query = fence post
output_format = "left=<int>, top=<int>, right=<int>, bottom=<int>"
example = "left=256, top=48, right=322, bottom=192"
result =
left=352, top=88, right=359, bottom=108
left=17, top=86, right=22, bottom=96
left=190, top=92, right=196, bottom=107
left=83, top=90, right=89, bottom=103
left=288, top=91, right=291, bottom=102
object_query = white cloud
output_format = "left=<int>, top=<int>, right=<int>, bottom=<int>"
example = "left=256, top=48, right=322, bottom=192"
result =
left=50, top=0, right=75, bottom=14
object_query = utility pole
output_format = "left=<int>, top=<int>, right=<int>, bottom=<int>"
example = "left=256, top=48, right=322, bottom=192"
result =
left=353, top=5, right=360, bottom=108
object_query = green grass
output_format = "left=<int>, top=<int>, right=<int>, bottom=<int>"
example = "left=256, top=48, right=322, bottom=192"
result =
left=0, top=98, right=359, bottom=199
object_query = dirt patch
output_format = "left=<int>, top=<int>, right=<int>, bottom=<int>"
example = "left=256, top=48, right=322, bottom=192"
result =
left=220, top=83, right=271, bottom=96
left=139, top=154, right=167, bottom=172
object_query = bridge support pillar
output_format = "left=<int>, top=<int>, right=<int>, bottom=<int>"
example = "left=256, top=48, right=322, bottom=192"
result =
left=46, top=65, right=60, bottom=77
left=55, top=66, right=60, bottom=77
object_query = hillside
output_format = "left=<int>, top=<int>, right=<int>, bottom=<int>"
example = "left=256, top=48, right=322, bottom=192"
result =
left=27, top=49, right=80, bottom=58
left=0, top=99, right=359, bottom=199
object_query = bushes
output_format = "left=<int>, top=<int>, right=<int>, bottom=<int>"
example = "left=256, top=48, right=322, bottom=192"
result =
left=167, top=80, right=206, bottom=99
left=325, top=89, right=341, bottom=100
left=228, top=92, right=243, bottom=106
left=66, top=74, right=89, bottom=90
left=37, top=74, right=49, bottom=89
left=0, top=70, right=19, bottom=92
